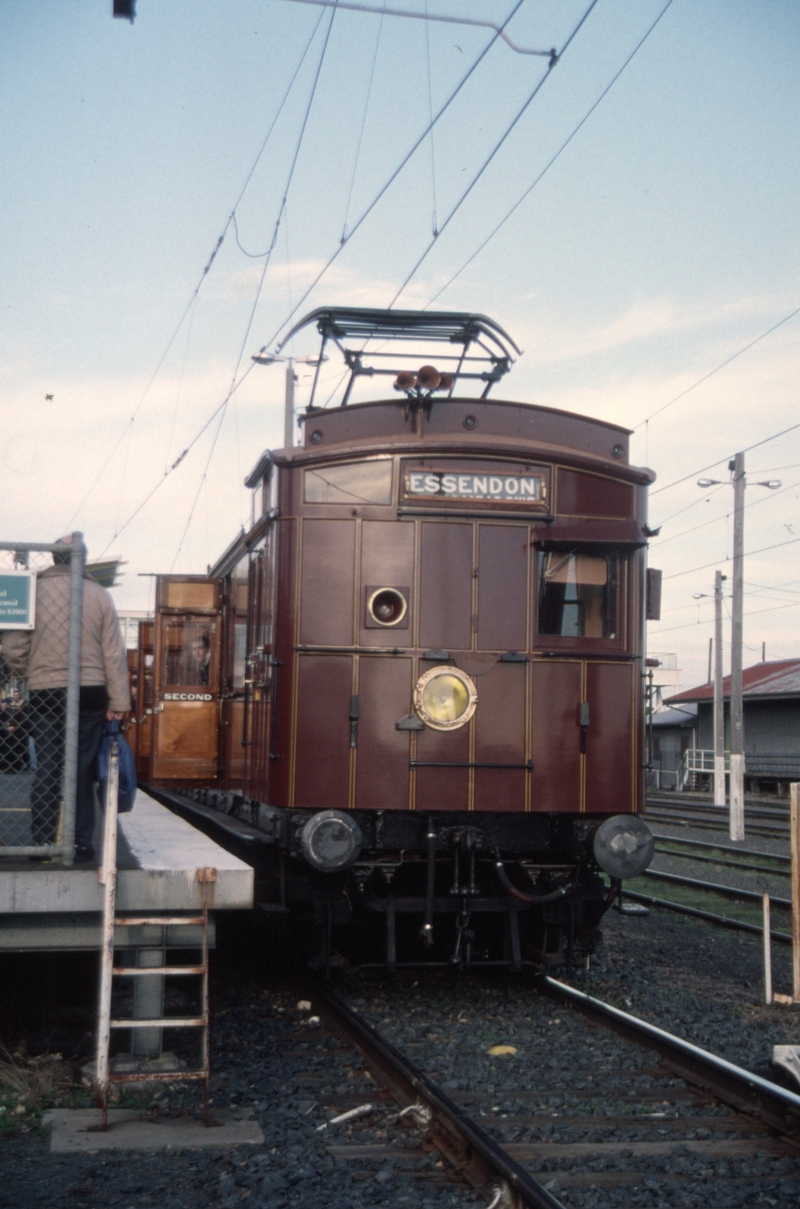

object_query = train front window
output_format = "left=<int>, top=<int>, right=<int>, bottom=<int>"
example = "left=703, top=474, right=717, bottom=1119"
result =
left=538, top=550, right=618, bottom=639
left=304, top=460, right=392, bottom=504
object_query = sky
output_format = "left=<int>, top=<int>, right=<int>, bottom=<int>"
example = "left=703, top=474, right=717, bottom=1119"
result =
left=1, top=0, right=799, bottom=692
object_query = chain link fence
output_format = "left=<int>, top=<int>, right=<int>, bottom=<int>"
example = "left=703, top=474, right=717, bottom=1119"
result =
left=0, top=537, right=84, bottom=864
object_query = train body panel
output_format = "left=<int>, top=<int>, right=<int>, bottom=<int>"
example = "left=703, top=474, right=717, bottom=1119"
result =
left=130, top=308, right=657, bottom=968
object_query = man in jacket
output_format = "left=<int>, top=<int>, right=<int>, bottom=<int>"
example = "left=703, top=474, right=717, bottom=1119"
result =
left=0, top=537, right=131, bottom=861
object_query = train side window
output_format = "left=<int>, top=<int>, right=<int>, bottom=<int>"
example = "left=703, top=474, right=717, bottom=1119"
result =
left=163, top=619, right=215, bottom=687
left=304, top=460, right=392, bottom=505
left=538, top=550, right=619, bottom=639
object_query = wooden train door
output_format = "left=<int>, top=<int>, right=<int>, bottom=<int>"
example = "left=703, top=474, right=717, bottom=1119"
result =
left=132, top=621, right=154, bottom=782
left=150, top=576, right=222, bottom=782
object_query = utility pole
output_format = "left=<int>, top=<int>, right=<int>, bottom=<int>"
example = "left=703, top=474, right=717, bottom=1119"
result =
left=698, top=461, right=781, bottom=842
left=714, top=570, right=726, bottom=810
left=730, top=452, right=745, bottom=841
left=252, top=352, right=324, bottom=450
left=284, top=359, right=297, bottom=450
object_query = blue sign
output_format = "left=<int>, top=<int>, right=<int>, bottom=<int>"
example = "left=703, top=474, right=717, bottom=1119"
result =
left=0, top=572, right=36, bottom=629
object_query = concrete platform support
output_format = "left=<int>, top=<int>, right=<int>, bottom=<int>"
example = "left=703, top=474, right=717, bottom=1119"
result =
left=131, top=939, right=166, bottom=1058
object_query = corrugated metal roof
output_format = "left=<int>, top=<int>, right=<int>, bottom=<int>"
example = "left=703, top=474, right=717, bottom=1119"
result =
left=667, top=659, right=800, bottom=704
left=652, top=704, right=697, bottom=727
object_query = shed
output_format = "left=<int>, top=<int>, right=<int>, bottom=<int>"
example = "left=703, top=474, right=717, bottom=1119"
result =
left=667, top=659, right=800, bottom=792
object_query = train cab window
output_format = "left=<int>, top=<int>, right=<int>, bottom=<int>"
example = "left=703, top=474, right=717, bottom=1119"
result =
left=304, top=459, right=392, bottom=505
left=163, top=619, right=215, bottom=687
left=538, top=549, right=619, bottom=639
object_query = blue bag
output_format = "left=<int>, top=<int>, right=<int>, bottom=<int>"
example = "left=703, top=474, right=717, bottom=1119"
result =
left=96, top=719, right=138, bottom=813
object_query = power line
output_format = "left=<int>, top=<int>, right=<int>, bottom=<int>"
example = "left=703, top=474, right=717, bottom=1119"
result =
left=662, top=534, right=800, bottom=581
left=653, top=484, right=725, bottom=529
left=634, top=302, right=800, bottom=430
left=275, top=0, right=556, bottom=57
left=63, top=12, right=325, bottom=533
left=650, top=597, right=800, bottom=637
left=262, top=0, right=529, bottom=354
left=427, top=0, right=675, bottom=306
left=659, top=579, right=800, bottom=617
left=653, top=474, right=800, bottom=548
left=95, top=362, right=257, bottom=560
left=388, top=0, right=602, bottom=306
left=113, top=4, right=339, bottom=566
left=650, top=418, right=800, bottom=497
left=341, top=1, right=386, bottom=243
left=170, top=403, right=230, bottom=573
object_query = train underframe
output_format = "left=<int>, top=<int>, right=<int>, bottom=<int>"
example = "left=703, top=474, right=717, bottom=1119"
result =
left=155, top=787, right=620, bottom=973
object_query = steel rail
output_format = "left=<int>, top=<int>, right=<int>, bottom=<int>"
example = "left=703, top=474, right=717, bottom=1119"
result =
left=646, top=799, right=790, bottom=820
left=644, top=867, right=792, bottom=907
left=541, top=977, right=800, bottom=1135
left=652, top=833, right=791, bottom=861
left=655, top=846, right=791, bottom=877
left=645, top=812, right=788, bottom=840
left=621, top=888, right=793, bottom=943
left=316, top=986, right=566, bottom=1209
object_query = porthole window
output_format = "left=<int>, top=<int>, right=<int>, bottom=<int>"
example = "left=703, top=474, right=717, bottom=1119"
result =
left=366, top=587, right=408, bottom=627
left=413, top=666, right=478, bottom=731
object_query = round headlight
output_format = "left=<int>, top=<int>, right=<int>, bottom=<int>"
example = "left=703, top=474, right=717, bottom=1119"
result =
left=300, top=810, right=363, bottom=873
left=593, top=815, right=654, bottom=880
left=413, top=666, right=478, bottom=731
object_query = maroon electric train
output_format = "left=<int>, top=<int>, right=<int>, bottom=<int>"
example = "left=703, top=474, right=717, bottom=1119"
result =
left=130, top=308, right=658, bottom=969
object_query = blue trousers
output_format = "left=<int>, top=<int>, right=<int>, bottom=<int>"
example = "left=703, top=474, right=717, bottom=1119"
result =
left=29, top=690, right=107, bottom=849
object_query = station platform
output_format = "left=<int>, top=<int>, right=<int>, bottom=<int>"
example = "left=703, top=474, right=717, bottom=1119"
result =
left=0, top=788, right=254, bottom=950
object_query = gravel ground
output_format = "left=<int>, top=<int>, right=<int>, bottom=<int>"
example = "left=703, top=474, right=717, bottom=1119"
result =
left=0, top=938, right=483, bottom=1209
left=336, top=905, right=800, bottom=1207
left=2, top=899, right=800, bottom=1209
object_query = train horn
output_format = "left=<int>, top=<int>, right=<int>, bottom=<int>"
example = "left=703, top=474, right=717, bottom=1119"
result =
left=437, top=372, right=455, bottom=392
left=394, top=371, right=417, bottom=392
left=417, top=364, right=441, bottom=391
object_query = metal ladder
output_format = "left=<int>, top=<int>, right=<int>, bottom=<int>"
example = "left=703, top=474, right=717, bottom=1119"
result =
left=94, top=742, right=214, bottom=1127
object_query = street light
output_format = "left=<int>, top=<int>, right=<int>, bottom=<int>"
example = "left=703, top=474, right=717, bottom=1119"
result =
left=251, top=354, right=326, bottom=449
left=696, top=458, right=781, bottom=840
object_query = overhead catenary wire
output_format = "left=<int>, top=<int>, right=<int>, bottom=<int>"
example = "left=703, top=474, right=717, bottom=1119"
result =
left=652, top=475, right=800, bottom=548
left=168, top=3, right=339, bottom=566
left=341, top=1, right=386, bottom=244
left=650, top=418, right=800, bottom=497
left=63, top=11, right=326, bottom=534
left=662, top=534, right=800, bottom=582
left=649, top=597, right=800, bottom=637
left=633, top=302, right=800, bottom=431
left=275, top=0, right=556, bottom=57
left=387, top=0, right=602, bottom=307
left=264, top=0, right=529, bottom=355
left=656, top=579, right=800, bottom=618
left=427, top=0, right=675, bottom=306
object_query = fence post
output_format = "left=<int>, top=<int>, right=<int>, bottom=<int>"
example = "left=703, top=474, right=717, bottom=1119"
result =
left=791, top=783, right=800, bottom=1003
left=762, top=893, right=772, bottom=1006
left=61, top=531, right=84, bottom=867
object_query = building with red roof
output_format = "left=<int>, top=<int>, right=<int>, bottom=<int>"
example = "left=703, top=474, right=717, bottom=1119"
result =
left=666, top=659, right=800, bottom=792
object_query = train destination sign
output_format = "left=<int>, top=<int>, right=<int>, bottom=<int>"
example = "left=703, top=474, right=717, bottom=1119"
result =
left=0, top=572, right=36, bottom=630
left=404, top=469, right=546, bottom=505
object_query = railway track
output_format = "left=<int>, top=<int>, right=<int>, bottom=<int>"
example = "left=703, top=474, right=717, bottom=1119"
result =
left=621, top=825, right=796, bottom=942
left=644, top=794, right=791, bottom=840
left=313, top=979, right=800, bottom=1208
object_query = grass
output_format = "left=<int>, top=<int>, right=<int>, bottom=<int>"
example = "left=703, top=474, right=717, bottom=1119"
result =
left=626, top=875, right=791, bottom=930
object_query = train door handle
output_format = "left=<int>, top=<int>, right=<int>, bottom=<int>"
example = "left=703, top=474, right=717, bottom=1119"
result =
left=579, top=701, right=589, bottom=753
left=350, top=695, right=360, bottom=748
left=153, top=704, right=165, bottom=714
